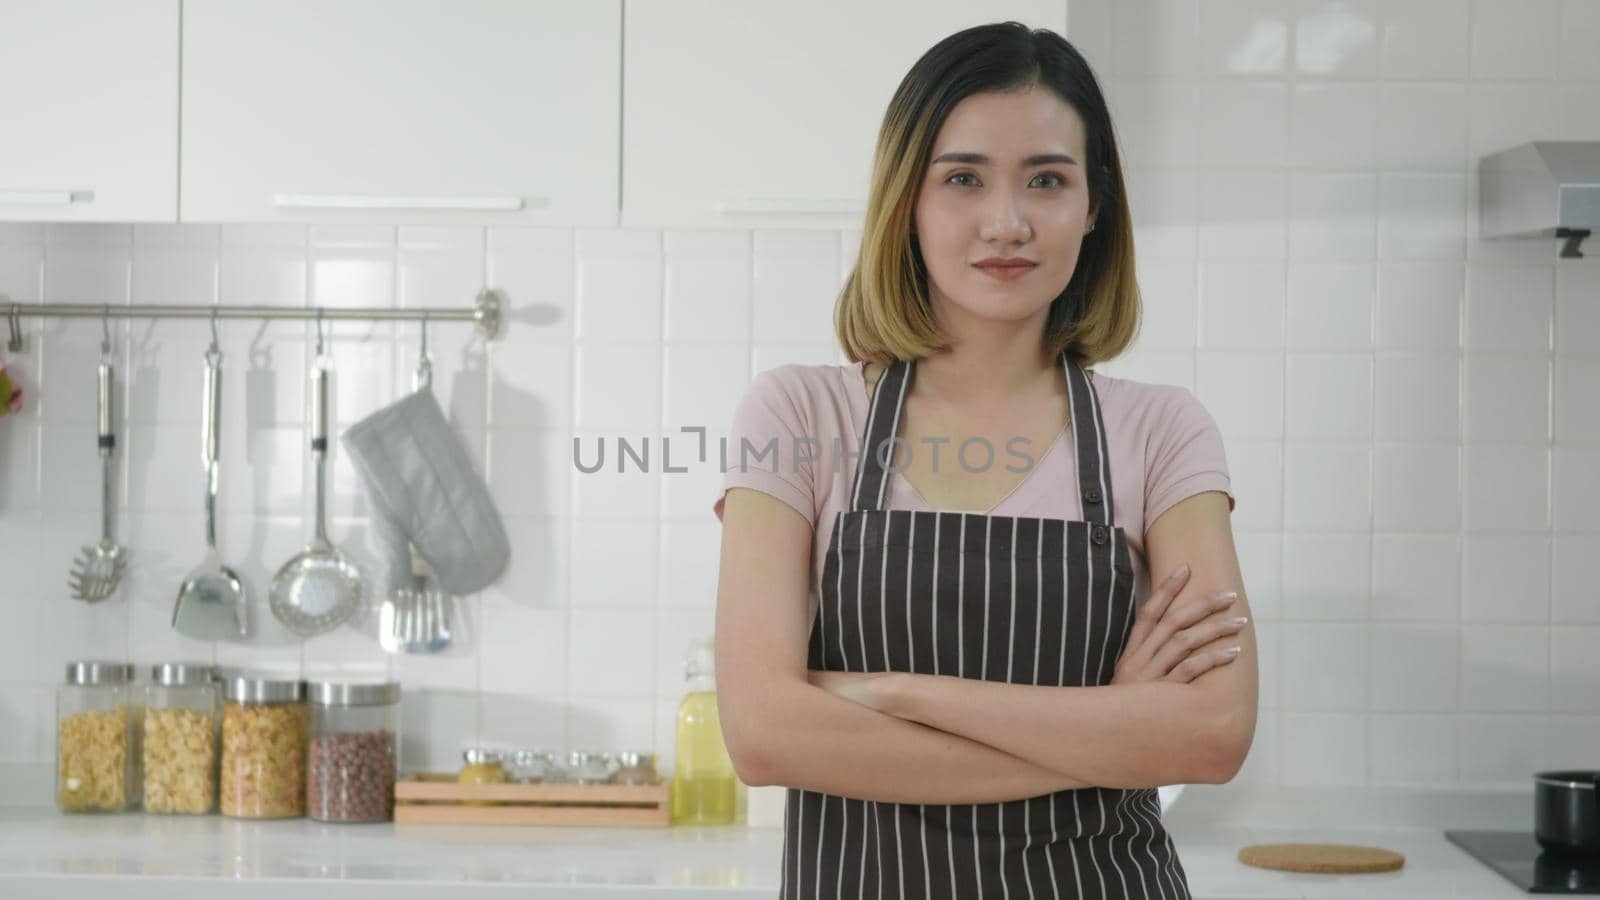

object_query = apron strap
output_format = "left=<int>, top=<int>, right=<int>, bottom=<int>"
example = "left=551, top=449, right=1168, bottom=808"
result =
left=1063, top=353, right=1114, bottom=527
left=849, top=357, right=913, bottom=512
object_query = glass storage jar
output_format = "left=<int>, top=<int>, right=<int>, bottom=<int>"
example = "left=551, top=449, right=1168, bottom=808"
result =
left=307, top=680, right=399, bottom=823
left=141, top=663, right=220, bottom=815
left=220, top=673, right=307, bottom=819
left=56, top=661, right=137, bottom=813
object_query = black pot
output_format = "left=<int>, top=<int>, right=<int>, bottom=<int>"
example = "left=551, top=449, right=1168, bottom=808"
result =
left=1536, top=771, right=1600, bottom=856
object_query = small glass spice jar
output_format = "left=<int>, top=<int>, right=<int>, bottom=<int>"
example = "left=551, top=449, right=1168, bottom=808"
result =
left=566, top=750, right=617, bottom=785
left=220, top=673, right=307, bottom=819
left=141, top=663, right=220, bottom=815
left=56, top=661, right=137, bottom=813
left=508, top=749, right=555, bottom=784
left=458, top=748, right=508, bottom=784
left=307, top=681, right=400, bottom=823
left=457, top=748, right=507, bottom=806
left=612, top=751, right=661, bottom=786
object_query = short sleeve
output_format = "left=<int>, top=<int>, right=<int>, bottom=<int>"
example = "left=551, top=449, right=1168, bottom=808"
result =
left=1145, top=386, right=1235, bottom=527
left=712, top=368, right=818, bottom=525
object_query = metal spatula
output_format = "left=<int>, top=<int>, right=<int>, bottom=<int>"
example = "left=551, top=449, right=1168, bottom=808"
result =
left=172, top=342, right=248, bottom=639
left=380, top=332, right=452, bottom=653
left=69, top=356, right=126, bottom=602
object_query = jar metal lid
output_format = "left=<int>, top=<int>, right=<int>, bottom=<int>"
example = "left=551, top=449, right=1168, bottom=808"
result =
left=221, top=672, right=305, bottom=704
left=308, top=680, right=400, bottom=707
left=150, top=662, right=217, bottom=687
left=65, top=661, right=134, bottom=685
left=462, top=748, right=504, bottom=765
left=511, top=749, right=554, bottom=766
left=615, top=751, right=656, bottom=769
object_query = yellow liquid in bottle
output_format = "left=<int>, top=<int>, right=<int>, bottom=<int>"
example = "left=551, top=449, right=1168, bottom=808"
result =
left=671, top=690, right=738, bottom=825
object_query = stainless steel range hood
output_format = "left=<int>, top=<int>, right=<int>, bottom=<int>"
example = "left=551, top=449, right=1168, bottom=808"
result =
left=1478, top=141, right=1600, bottom=257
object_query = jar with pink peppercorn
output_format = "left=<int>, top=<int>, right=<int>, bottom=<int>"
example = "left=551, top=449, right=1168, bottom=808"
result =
left=307, top=681, right=400, bottom=823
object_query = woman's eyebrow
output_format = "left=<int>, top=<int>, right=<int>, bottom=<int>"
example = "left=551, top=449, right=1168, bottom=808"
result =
left=930, top=151, right=1080, bottom=167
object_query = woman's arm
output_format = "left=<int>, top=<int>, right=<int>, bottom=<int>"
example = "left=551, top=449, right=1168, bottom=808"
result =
left=845, top=492, right=1259, bottom=789
left=715, top=487, right=1093, bottom=804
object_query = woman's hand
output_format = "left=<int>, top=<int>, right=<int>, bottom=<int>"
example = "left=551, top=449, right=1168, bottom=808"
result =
left=1111, top=562, right=1246, bottom=686
left=808, top=670, right=902, bottom=712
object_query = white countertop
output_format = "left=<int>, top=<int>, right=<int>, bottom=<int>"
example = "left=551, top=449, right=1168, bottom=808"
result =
left=0, top=786, right=1548, bottom=899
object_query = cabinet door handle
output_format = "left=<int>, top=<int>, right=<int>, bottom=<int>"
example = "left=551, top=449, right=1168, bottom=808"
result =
left=714, top=198, right=863, bottom=216
left=272, top=193, right=528, bottom=211
left=0, top=190, right=82, bottom=206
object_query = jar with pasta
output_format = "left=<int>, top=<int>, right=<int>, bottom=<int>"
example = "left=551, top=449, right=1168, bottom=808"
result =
left=220, top=673, right=307, bottom=819
left=141, top=663, right=219, bottom=815
left=307, top=680, right=399, bottom=823
left=56, top=662, right=137, bottom=813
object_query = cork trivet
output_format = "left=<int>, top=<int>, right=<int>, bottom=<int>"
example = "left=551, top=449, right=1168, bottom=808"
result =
left=1238, top=843, right=1405, bottom=874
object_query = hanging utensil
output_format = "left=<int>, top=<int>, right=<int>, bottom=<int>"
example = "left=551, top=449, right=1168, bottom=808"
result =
left=383, top=318, right=451, bottom=653
left=172, top=323, right=248, bottom=639
left=68, top=312, right=127, bottom=602
left=269, top=329, right=364, bottom=636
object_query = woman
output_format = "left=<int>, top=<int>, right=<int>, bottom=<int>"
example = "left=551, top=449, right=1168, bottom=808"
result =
left=712, top=21, right=1257, bottom=900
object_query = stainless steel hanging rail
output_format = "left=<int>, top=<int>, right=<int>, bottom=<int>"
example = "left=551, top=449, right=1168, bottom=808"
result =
left=1, top=288, right=502, bottom=352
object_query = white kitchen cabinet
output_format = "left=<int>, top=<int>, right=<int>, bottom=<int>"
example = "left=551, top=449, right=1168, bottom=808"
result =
left=181, top=0, right=620, bottom=225
left=0, top=0, right=179, bottom=222
left=621, top=0, right=1068, bottom=231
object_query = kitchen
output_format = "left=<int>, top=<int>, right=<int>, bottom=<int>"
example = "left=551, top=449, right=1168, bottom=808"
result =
left=1, top=0, right=1598, bottom=897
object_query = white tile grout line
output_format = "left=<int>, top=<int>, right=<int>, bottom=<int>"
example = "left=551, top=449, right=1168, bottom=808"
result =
left=651, top=226, right=665, bottom=753
left=1455, top=0, right=1474, bottom=786
left=564, top=228, right=581, bottom=752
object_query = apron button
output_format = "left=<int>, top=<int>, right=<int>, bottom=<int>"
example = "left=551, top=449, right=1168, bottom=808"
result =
left=1092, top=526, right=1108, bottom=545
left=1084, top=488, right=1102, bottom=505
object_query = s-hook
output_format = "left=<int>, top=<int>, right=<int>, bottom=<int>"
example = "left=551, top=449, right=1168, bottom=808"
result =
left=7, top=304, right=22, bottom=353
left=206, top=305, right=221, bottom=365
left=416, top=312, right=432, bottom=391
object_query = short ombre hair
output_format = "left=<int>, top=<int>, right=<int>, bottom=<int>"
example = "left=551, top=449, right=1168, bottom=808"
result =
left=836, top=22, right=1140, bottom=368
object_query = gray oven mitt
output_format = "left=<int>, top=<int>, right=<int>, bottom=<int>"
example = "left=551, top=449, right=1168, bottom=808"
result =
left=341, top=388, right=509, bottom=595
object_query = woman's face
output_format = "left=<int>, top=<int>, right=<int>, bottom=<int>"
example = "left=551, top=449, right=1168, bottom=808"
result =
left=913, top=86, right=1095, bottom=330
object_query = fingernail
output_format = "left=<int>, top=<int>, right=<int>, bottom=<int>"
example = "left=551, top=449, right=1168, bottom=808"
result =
left=1171, top=563, right=1190, bottom=581
left=1222, top=645, right=1242, bottom=657
left=1213, top=591, right=1238, bottom=604
left=1230, top=616, right=1249, bottom=627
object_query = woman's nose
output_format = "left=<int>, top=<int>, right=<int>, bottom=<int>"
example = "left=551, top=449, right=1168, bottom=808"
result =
left=978, top=190, right=1031, bottom=243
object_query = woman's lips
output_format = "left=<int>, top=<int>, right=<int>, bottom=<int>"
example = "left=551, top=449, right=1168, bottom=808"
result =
left=974, top=262, right=1037, bottom=281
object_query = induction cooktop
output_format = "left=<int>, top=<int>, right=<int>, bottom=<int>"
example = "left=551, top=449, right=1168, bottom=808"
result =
left=1447, top=830, right=1600, bottom=894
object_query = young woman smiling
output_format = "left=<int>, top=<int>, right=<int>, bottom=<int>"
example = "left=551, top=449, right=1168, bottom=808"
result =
left=713, top=21, right=1256, bottom=900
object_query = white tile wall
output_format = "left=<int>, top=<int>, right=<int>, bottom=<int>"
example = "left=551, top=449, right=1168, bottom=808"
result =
left=1082, top=0, right=1600, bottom=789
left=0, top=0, right=1596, bottom=792
left=0, top=221, right=858, bottom=777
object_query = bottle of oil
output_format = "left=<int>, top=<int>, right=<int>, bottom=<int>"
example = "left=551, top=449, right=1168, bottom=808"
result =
left=671, top=636, right=738, bottom=825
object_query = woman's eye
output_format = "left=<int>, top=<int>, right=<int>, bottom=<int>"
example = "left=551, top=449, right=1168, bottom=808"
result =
left=944, top=172, right=1068, bottom=188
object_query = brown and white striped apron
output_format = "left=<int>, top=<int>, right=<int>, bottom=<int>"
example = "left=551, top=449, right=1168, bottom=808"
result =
left=780, top=352, right=1190, bottom=900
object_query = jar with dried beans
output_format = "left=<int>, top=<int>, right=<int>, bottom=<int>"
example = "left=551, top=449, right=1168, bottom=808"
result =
left=307, top=681, right=400, bottom=823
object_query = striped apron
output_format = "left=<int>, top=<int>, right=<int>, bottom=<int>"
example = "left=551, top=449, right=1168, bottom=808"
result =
left=780, top=352, right=1191, bottom=900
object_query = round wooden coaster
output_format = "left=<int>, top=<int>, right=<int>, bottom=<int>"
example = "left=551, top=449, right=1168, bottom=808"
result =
left=1237, top=843, right=1405, bottom=874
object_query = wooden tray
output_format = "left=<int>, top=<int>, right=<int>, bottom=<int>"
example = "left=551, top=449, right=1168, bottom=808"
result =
left=393, top=773, right=672, bottom=827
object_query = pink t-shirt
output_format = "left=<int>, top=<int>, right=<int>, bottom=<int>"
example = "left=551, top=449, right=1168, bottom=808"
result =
left=712, top=361, right=1234, bottom=622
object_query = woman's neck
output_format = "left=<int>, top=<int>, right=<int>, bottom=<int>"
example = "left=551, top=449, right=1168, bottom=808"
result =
left=913, top=311, right=1061, bottom=407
